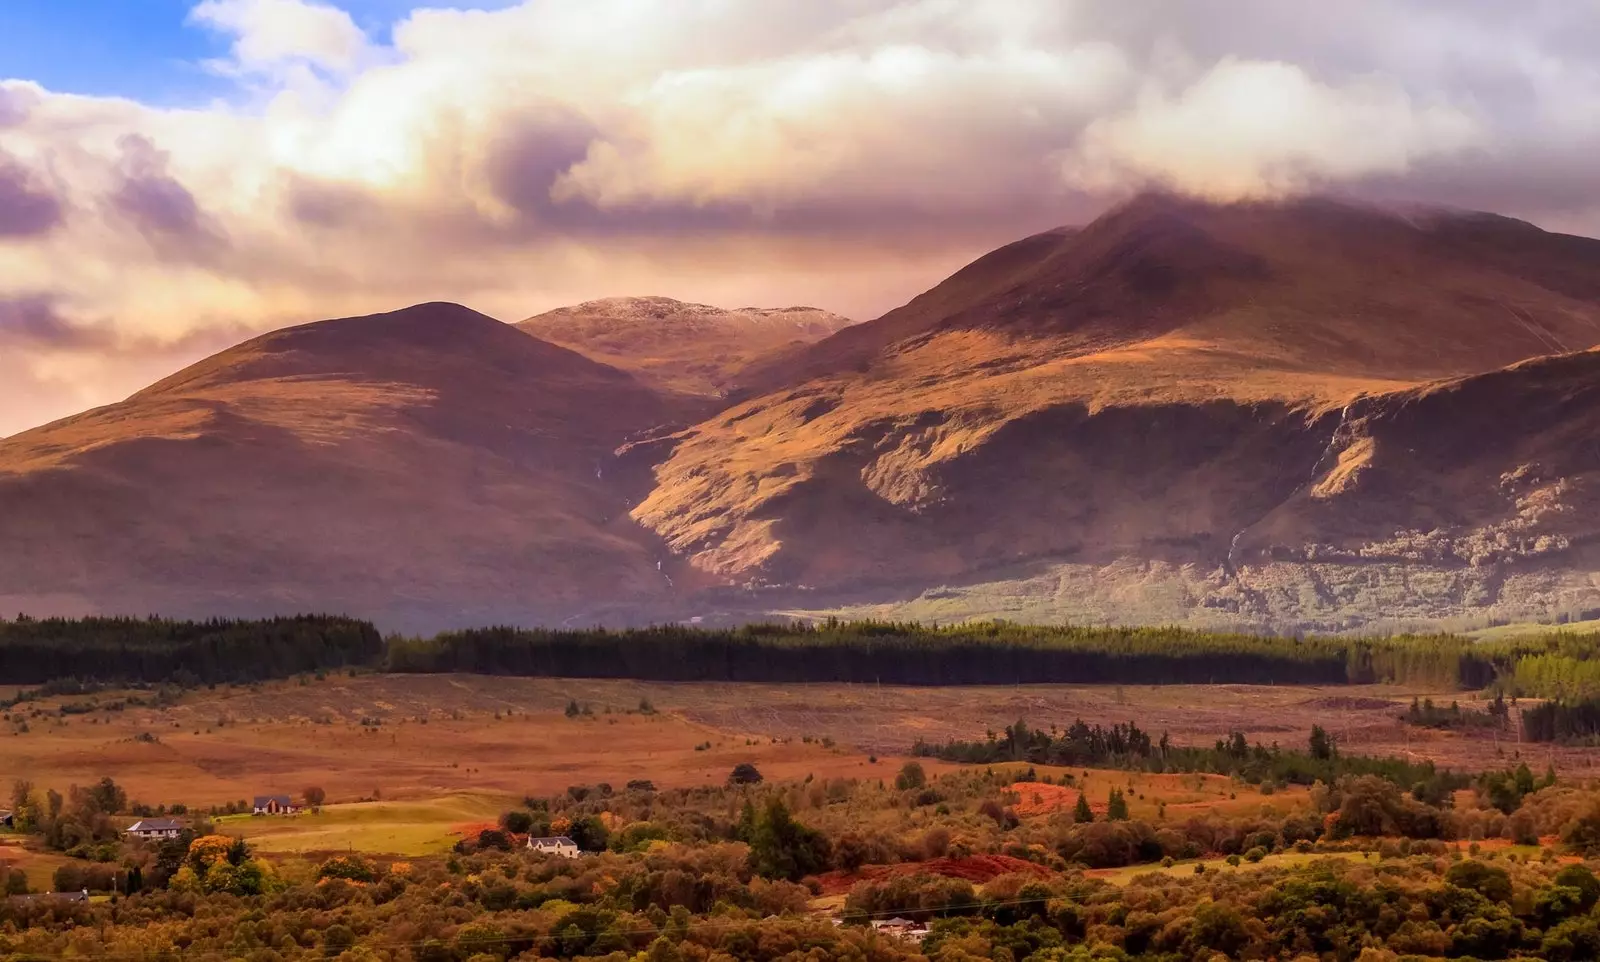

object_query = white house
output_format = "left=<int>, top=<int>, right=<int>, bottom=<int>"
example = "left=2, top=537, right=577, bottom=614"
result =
left=527, top=835, right=580, bottom=859
left=252, top=795, right=300, bottom=816
left=126, top=818, right=183, bottom=841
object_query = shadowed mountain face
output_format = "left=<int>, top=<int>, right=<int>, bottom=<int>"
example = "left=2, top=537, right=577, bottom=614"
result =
left=517, top=296, right=852, bottom=397
left=7, top=196, right=1600, bottom=632
left=0, top=303, right=699, bottom=630
left=632, top=195, right=1600, bottom=629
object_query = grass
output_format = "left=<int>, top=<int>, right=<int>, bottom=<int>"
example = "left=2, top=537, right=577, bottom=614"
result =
left=1467, top=618, right=1600, bottom=641
left=0, top=836, right=79, bottom=892
left=219, top=793, right=508, bottom=857
left=1085, top=850, right=1370, bottom=885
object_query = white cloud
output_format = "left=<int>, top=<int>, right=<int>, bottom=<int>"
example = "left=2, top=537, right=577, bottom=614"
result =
left=189, top=0, right=370, bottom=76
left=1061, top=59, right=1485, bottom=200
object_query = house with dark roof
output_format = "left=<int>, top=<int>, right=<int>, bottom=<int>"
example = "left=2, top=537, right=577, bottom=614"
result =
left=125, top=818, right=183, bottom=840
left=252, top=795, right=300, bottom=816
left=526, top=835, right=580, bottom=858
left=9, top=890, right=88, bottom=904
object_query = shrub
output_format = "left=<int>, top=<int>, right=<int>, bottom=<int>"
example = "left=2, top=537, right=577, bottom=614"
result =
left=316, top=855, right=376, bottom=883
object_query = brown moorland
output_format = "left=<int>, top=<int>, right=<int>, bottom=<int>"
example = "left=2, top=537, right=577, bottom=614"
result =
left=635, top=195, right=1600, bottom=628
left=0, top=674, right=1580, bottom=812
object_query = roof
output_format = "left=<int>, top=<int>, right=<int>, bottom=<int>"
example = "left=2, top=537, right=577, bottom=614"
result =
left=529, top=836, right=577, bottom=845
left=127, top=818, right=182, bottom=832
left=253, top=795, right=294, bottom=806
left=10, top=891, right=88, bottom=903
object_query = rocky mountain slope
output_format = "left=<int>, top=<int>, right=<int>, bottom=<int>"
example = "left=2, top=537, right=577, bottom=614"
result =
left=517, top=296, right=851, bottom=396
left=632, top=195, right=1600, bottom=630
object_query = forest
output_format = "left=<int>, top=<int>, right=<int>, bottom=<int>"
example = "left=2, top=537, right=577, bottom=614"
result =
left=912, top=719, right=1478, bottom=800
left=0, top=614, right=383, bottom=684
left=385, top=621, right=1513, bottom=688
left=12, top=614, right=1600, bottom=697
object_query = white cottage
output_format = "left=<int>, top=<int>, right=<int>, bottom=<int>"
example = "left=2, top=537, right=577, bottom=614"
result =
left=126, top=818, right=184, bottom=840
left=527, top=835, right=580, bottom=858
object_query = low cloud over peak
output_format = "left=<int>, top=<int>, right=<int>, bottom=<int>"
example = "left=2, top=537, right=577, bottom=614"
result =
left=1, top=0, right=1598, bottom=435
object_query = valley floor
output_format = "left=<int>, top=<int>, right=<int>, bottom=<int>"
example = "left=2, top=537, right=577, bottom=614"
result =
left=0, top=673, right=1587, bottom=819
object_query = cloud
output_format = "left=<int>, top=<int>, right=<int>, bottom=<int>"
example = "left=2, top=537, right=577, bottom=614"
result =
left=1061, top=59, right=1484, bottom=200
left=0, top=297, right=111, bottom=349
left=110, top=134, right=213, bottom=240
left=0, top=152, right=63, bottom=239
left=189, top=0, right=370, bottom=76
left=0, top=0, right=1598, bottom=434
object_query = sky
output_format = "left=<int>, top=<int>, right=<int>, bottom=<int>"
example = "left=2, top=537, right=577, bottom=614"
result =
left=2, top=0, right=1599, bottom=436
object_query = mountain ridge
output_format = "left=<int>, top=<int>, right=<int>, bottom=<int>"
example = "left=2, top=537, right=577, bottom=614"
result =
left=6, top=194, right=1600, bottom=631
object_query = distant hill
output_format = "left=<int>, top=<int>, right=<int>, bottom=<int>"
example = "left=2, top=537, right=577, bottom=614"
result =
left=0, top=303, right=702, bottom=630
left=517, top=296, right=851, bottom=396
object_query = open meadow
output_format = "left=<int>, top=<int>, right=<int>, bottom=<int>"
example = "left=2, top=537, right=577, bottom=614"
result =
left=1, top=672, right=1591, bottom=860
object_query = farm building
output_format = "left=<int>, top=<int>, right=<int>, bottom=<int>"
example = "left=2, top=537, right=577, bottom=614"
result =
left=126, top=818, right=184, bottom=840
left=252, top=795, right=300, bottom=816
left=527, top=835, right=580, bottom=858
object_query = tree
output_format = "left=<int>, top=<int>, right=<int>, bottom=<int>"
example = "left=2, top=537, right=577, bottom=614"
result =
left=1073, top=793, right=1094, bottom=824
left=1106, top=789, right=1129, bottom=822
left=568, top=815, right=610, bottom=852
left=1309, top=725, right=1335, bottom=761
left=747, top=797, right=830, bottom=881
left=729, top=763, right=764, bottom=785
left=894, top=762, right=927, bottom=791
left=303, top=786, right=326, bottom=812
left=501, top=810, right=534, bottom=834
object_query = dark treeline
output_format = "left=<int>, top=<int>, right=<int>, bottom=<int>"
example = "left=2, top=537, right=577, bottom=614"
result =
left=1524, top=696, right=1600, bottom=743
left=0, top=615, right=382, bottom=684
left=385, top=621, right=1508, bottom=687
left=8, top=614, right=1600, bottom=692
left=911, top=719, right=1468, bottom=798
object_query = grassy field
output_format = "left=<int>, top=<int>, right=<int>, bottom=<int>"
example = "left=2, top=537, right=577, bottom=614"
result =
left=1006, top=770, right=1310, bottom=822
left=1083, top=850, right=1370, bottom=885
left=1467, top=617, right=1600, bottom=641
left=0, top=673, right=1594, bottom=866
left=0, top=836, right=78, bottom=892
left=218, top=793, right=508, bottom=857
left=0, top=674, right=1584, bottom=813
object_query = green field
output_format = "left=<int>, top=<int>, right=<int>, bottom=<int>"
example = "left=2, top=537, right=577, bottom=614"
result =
left=1086, top=851, right=1372, bottom=886
left=217, top=793, right=509, bottom=857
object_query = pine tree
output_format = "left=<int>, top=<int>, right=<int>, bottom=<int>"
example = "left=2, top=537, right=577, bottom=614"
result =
left=1107, top=788, right=1129, bottom=822
left=1073, top=792, right=1094, bottom=823
left=1309, top=725, right=1335, bottom=761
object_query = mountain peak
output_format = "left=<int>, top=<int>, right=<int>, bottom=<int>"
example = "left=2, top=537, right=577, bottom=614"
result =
left=517, top=296, right=852, bottom=395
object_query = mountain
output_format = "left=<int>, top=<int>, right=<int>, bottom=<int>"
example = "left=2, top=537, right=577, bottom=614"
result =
left=632, top=194, right=1600, bottom=630
left=7, top=195, right=1600, bottom=633
left=517, top=296, right=852, bottom=396
left=0, top=303, right=699, bottom=630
